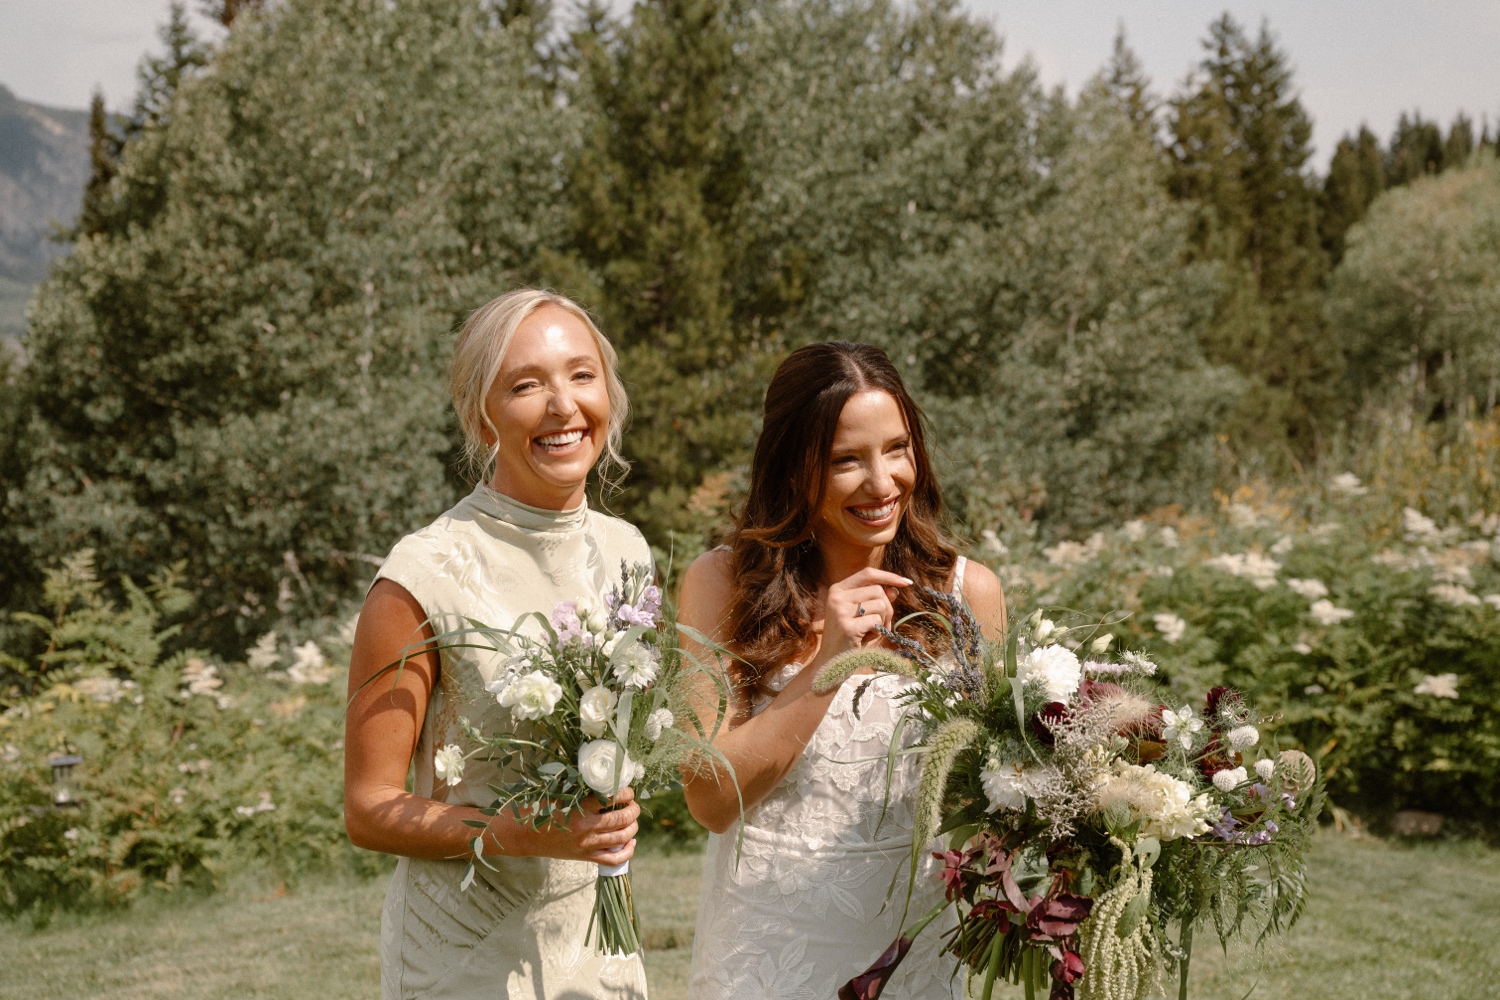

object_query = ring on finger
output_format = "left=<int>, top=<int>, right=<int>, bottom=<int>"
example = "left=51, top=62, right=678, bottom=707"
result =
left=856, top=603, right=866, bottom=617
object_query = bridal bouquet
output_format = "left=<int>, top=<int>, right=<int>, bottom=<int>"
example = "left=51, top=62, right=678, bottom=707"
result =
left=815, top=592, right=1323, bottom=1000
left=435, top=562, right=693, bottom=955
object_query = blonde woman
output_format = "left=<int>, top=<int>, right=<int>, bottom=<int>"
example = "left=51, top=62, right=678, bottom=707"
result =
left=344, top=290, right=649, bottom=1000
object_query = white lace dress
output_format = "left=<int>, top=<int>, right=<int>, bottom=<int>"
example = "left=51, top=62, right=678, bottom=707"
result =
left=687, top=560, right=966, bottom=1000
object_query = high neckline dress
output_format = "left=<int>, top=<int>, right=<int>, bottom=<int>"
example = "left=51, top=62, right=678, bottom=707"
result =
left=373, top=483, right=652, bottom=1000
left=687, top=559, right=968, bottom=1000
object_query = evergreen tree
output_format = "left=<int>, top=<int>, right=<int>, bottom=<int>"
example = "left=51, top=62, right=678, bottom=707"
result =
left=1445, top=112, right=1476, bottom=168
left=201, top=0, right=267, bottom=27
left=550, top=0, right=774, bottom=545
left=1168, top=14, right=1330, bottom=454
left=1386, top=111, right=1445, bottom=185
left=1320, top=126, right=1386, bottom=263
left=1103, top=27, right=1156, bottom=136
left=76, top=90, right=120, bottom=238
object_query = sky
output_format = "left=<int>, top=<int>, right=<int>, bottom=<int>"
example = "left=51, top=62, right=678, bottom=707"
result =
left=1, top=0, right=1497, bottom=169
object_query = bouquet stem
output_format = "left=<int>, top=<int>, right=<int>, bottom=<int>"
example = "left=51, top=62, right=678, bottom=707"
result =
left=1177, top=917, right=1194, bottom=1000
left=587, top=860, right=640, bottom=956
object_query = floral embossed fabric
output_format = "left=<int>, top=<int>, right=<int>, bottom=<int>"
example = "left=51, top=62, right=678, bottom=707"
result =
left=373, top=483, right=651, bottom=1000
left=688, top=560, right=967, bottom=1000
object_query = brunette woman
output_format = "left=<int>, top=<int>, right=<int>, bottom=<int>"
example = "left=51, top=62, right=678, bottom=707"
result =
left=680, top=341, right=1005, bottom=998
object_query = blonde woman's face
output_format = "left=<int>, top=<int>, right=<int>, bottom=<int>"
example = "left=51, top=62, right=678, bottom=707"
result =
left=812, top=390, right=915, bottom=550
left=483, top=304, right=611, bottom=509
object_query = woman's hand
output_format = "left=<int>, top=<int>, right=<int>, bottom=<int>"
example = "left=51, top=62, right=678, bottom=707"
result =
left=819, top=566, right=912, bottom=661
left=508, top=788, right=640, bottom=865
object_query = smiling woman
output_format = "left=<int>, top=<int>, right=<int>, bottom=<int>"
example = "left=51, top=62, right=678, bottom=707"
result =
left=344, top=289, right=652, bottom=1000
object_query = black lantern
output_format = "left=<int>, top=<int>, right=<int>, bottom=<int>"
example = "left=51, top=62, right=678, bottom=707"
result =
left=47, top=754, right=83, bottom=809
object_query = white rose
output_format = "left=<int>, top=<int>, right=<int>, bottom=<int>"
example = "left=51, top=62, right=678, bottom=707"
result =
left=980, top=758, right=1029, bottom=812
left=1226, top=725, right=1260, bottom=752
left=1034, top=618, right=1056, bottom=642
left=612, top=643, right=660, bottom=689
left=644, top=707, right=674, bottom=741
left=577, top=740, right=635, bottom=797
left=497, top=670, right=564, bottom=720
left=1018, top=644, right=1082, bottom=703
left=576, top=599, right=609, bottom=635
left=1212, top=766, right=1249, bottom=793
left=1254, top=758, right=1276, bottom=780
left=579, top=686, right=618, bottom=738
left=433, top=744, right=466, bottom=787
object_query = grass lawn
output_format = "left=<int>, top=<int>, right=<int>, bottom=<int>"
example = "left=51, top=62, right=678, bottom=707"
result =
left=3, top=833, right=1497, bottom=1000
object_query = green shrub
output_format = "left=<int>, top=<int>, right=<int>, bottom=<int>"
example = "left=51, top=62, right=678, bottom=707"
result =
left=980, top=416, right=1500, bottom=823
left=0, top=553, right=374, bottom=925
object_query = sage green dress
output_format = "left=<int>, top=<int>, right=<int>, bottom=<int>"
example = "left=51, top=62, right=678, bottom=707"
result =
left=372, top=483, right=651, bottom=1000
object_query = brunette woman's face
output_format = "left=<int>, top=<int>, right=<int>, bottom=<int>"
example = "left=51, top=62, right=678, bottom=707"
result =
left=812, top=390, right=916, bottom=550
left=483, top=304, right=610, bottom=509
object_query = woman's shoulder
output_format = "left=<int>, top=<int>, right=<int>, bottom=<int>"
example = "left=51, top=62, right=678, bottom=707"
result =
left=584, top=508, right=653, bottom=565
left=678, top=547, right=737, bottom=636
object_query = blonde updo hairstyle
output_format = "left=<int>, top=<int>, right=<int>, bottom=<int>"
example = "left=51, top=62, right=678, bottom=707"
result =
left=450, top=288, right=630, bottom=488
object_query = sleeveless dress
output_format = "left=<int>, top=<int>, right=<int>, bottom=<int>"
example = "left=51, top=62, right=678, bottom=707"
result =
left=372, top=482, right=652, bottom=1000
left=687, top=558, right=969, bottom=1000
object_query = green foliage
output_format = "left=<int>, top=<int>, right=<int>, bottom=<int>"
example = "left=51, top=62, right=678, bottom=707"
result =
left=9, top=0, right=578, bottom=652
left=1327, top=153, right=1500, bottom=423
left=988, top=415, right=1500, bottom=821
left=1168, top=15, right=1330, bottom=456
left=1319, top=127, right=1386, bottom=264
left=0, top=553, right=373, bottom=925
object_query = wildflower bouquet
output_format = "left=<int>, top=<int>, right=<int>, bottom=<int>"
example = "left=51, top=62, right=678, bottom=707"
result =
left=817, top=593, right=1322, bottom=1000
left=433, top=562, right=692, bottom=955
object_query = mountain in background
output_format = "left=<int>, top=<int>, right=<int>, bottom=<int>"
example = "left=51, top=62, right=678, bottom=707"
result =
left=0, top=83, right=89, bottom=344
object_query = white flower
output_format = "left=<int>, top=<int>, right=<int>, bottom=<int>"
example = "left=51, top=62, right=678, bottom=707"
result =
left=980, top=758, right=1053, bottom=812
left=644, top=707, right=674, bottom=741
left=0, top=744, right=18, bottom=764
left=1485, top=595, right=1500, bottom=611
left=75, top=676, right=126, bottom=704
left=1018, top=644, right=1082, bottom=703
left=1227, top=503, right=1261, bottom=529
left=247, top=632, right=280, bottom=670
left=287, top=642, right=334, bottom=684
left=338, top=614, right=360, bottom=645
left=1402, top=507, right=1441, bottom=542
left=1308, top=599, right=1355, bottom=626
left=1254, top=758, right=1276, bottom=780
left=576, top=598, right=609, bottom=635
left=1429, top=584, right=1481, bottom=608
left=1091, top=634, right=1114, bottom=654
left=1205, top=552, right=1281, bottom=589
left=1122, top=520, right=1148, bottom=542
left=600, top=633, right=624, bottom=659
left=1034, top=618, right=1056, bottom=642
left=1120, top=651, right=1158, bottom=676
left=1286, top=578, right=1329, bottom=600
left=1413, top=673, right=1460, bottom=699
left=495, top=670, right=564, bottom=720
left=169, top=786, right=187, bottom=805
left=1045, top=541, right=1093, bottom=567
left=1330, top=473, right=1367, bottom=496
left=434, top=744, right=466, bottom=787
left=980, top=528, right=1008, bottom=555
left=1152, top=612, right=1186, bottom=644
left=1292, top=640, right=1313, bottom=655
left=1303, top=683, right=1325, bottom=695
left=1226, top=725, right=1260, bottom=752
left=1270, top=535, right=1295, bottom=556
left=611, top=643, right=660, bottom=689
left=1160, top=705, right=1203, bottom=750
left=1093, top=761, right=1216, bottom=841
left=235, top=791, right=277, bottom=817
left=1160, top=526, right=1180, bottom=548
left=64, top=828, right=80, bottom=842
left=1212, top=766, right=1249, bottom=793
left=577, top=740, right=636, bottom=797
left=579, top=686, right=618, bottom=738
left=180, top=658, right=225, bottom=701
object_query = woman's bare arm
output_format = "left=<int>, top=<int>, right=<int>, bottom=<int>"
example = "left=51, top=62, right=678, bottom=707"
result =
left=676, top=551, right=909, bottom=834
left=343, top=579, right=639, bottom=863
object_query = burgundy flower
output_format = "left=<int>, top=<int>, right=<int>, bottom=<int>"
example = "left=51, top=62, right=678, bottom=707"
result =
left=1033, top=701, right=1069, bottom=747
left=1052, top=949, right=1086, bottom=984
left=934, top=850, right=970, bottom=902
left=1204, top=685, right=1244, bottom=723
left=1026, top=893, right=1093, bottom=940
left=838, top=935, right=914, bottom=1000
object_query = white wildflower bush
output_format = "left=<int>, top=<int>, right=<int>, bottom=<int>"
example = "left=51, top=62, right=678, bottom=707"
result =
left=0, top=553, right=377, bottom=924
left=975, top=417, right=1500, bottom=823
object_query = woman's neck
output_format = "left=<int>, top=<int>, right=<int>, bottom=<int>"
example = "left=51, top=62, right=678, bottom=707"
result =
left=487, top=471, right=587, bottom=511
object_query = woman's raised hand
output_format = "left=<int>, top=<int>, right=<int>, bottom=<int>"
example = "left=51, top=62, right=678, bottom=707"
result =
left=821, top=567, right=912, bottom=660
left=510, top=787, right=640, bottom=865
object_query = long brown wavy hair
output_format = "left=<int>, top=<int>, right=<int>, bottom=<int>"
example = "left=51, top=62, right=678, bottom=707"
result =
left=725, top=341, right=957, bottom=678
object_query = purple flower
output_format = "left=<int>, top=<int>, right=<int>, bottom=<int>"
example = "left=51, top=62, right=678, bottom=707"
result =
left=1264, top=820, right=1280, bottom=834
left=1210, top=807, right=1241, bottom=840
left=614, top=602, right=657, bottom=628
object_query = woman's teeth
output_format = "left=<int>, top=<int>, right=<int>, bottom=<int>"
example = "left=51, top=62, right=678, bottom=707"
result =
left=536, top=429, right=585, bottom=451
left=849, top=500, right=898, bottom=522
